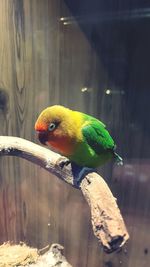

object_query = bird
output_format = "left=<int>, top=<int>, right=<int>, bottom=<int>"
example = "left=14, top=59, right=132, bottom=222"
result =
left=35, top=105, right=122, bottom=169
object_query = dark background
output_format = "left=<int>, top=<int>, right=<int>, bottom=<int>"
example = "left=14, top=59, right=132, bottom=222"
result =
left=65, top=0, right=150, bottom=159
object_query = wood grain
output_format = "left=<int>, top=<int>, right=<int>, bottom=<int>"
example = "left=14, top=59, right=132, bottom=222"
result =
left=0, top=1, right=149, bottom=267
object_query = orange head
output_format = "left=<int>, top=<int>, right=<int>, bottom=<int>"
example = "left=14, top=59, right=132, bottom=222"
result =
left=35, top=105, right=80, bottom=156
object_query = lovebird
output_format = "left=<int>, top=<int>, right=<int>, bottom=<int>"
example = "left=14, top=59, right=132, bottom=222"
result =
left=35, top=105, right=122, bottom=168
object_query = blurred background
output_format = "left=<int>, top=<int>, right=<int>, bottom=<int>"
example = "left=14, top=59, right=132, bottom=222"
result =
left=0, top=0, right=150, bottom=266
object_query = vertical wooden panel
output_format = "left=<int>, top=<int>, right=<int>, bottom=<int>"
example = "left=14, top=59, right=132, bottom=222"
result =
left=0, top=1, right=150, bottom=267
left=0, top=2, right=102, bottom=267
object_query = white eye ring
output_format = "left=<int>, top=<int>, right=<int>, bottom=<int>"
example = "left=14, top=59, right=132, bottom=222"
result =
left=48, top=123, right=56, bottom=131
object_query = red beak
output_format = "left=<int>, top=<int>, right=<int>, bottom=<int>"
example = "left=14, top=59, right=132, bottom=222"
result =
left=37, top=131, right=49, bottom=145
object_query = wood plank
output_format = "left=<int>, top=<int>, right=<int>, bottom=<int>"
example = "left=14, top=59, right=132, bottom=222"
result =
left=0, top=0, right=149, bottom=267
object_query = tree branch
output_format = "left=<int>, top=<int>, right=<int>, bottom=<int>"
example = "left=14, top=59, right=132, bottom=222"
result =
left=0, top=136, right=129, bottom=253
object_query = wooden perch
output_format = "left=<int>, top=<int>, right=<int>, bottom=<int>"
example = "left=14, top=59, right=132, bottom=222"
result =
left=0, top=136, right=129, bottom=253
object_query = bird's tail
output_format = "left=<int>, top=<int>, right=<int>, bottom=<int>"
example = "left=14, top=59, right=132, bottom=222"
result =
left=113, top=152, right=123, bottom=166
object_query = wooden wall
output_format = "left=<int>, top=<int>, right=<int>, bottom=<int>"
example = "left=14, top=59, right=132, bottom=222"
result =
left=0, top=1, right=150, bottom=267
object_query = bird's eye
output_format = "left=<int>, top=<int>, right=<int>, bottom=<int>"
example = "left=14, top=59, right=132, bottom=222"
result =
left=48, top=122, right=56, bottom=131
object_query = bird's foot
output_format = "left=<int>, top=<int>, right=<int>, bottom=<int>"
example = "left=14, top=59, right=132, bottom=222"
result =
left=57, top=157, right=71, bottom=169
left=71, top=164, right=95, bottom=188
left=56, top=158, right=95, bottom=188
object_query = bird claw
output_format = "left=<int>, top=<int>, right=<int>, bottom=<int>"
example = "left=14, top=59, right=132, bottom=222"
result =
left=57, top=157, right=71, bottom=169
left=71, top=165, right=95, bottom=188
left=56, top=158, right=95, bottom=188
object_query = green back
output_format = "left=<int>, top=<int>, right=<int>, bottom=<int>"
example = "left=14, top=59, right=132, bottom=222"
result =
left=82, top=114, right=115, bottom=155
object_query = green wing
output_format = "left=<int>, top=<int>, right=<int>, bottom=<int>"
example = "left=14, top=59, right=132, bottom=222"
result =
left=82, top=118, right=115, bottom=155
